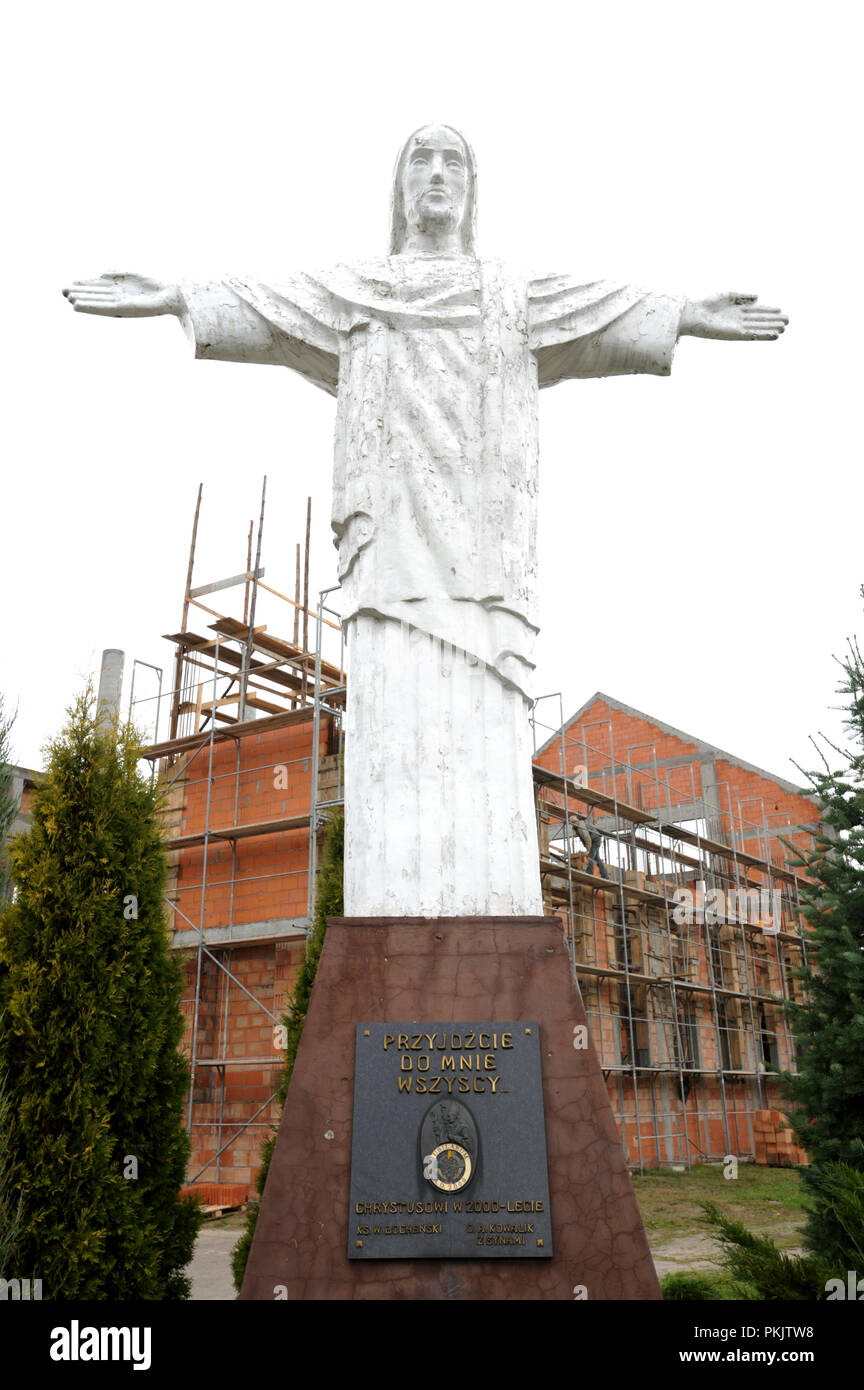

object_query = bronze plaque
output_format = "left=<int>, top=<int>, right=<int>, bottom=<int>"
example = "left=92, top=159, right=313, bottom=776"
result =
left=348, top=1022, right=553, bottom=1259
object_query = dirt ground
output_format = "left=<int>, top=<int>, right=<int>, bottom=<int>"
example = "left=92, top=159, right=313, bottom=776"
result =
left=633, top=1162, right=808, bottom=1280
left=649, top=1223, right=805, bottom=1279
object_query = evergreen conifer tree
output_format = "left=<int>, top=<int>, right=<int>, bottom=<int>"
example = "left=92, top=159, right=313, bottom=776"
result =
left=0, top=696, right=18, bottom=905
left=783, top=630, right=864, bottom=1262
left=0, top=691, right=202, bottom=1298
left=696, top=616, right=864, bottom=1297
left=0, top=697, right=22, bottom=1269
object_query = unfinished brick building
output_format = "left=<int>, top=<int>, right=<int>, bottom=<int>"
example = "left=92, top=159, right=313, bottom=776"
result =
left=138, top=501, right=819, bottom=1194
left=532, top=692, right=819, bottom=1170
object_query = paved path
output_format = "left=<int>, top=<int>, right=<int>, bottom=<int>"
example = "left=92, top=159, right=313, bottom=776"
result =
left=188, top=1223, right=238, bottom=1301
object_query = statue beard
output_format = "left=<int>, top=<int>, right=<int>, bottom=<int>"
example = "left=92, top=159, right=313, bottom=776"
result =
left=408, top=193, right=462, bottom=240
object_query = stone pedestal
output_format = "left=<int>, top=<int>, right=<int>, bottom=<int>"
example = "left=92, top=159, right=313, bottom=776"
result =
left=239, top=917, right=660, bottom=1300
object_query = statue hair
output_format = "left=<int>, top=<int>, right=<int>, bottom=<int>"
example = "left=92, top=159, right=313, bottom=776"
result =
left=389, top=124, right=477, bottom=256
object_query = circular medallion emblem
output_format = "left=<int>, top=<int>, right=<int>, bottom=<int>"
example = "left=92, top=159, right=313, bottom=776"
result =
left=427, top=1141, right=472, bottom=1192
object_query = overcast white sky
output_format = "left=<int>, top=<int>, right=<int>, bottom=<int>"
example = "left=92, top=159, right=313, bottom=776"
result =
left=3, top=1, right=861, bottom=791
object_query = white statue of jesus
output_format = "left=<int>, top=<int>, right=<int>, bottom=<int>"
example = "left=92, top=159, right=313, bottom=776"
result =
left=64, top=124, right=787, bottom=920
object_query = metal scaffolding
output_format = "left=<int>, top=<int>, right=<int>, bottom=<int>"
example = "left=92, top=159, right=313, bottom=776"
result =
left=135, top=481, right=345, bottom=1185
left=530, top=697, right=816, bottom=1171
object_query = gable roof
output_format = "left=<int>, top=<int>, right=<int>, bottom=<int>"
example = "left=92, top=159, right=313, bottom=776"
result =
left=534, top=691, right=808, bottom=799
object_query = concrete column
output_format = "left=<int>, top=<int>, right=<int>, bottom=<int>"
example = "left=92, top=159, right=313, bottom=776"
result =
left=96, top=649, right=125, bottom=733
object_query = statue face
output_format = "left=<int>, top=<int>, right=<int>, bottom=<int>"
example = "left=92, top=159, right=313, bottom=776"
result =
left=401, top=126, right=469, bottom=241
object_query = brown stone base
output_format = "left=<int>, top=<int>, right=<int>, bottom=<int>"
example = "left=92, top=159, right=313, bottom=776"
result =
left=239, top=917, right=660, bottom=1300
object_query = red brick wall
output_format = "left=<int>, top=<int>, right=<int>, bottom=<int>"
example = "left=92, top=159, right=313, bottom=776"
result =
left=170, top=717, right=329, bottom=1189
left=180, top=939, right=307, bottom=1188
left=536, top=697, right=702, bottom=810
left=171, top=719, right=329, bottom=933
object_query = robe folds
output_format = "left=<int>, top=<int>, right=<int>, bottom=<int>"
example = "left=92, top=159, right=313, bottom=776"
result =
left=179, top=258, right=683, bottom=916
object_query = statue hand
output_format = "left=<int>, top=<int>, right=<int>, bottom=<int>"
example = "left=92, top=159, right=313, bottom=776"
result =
left=680, top=291, right=788, bottom=341
left=62, top=272, right=182, bottom=317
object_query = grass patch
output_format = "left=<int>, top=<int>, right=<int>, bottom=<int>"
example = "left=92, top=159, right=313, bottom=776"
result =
left=633, top=1165, right=810, bottom=1298
left=632, top=1163, right=807, bottom=1245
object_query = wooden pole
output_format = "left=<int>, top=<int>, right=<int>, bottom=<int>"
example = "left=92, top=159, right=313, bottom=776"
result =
left=169, top=483, right=203, bottom=744
left=301, top=496, right=311, bottom=705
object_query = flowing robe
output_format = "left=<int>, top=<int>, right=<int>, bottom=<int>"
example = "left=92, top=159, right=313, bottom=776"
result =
left=179, top=257, right=683, bottom=916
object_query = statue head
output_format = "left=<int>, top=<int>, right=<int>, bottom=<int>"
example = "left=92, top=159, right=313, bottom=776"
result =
left=390, top=124, right=477, bottom=255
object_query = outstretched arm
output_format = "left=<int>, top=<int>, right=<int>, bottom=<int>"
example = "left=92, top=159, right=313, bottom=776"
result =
left=679, top=291, right=788, bottom=341
left=63, top=270, right=341, bottom=391
left=63, top=272, right=182, bottom=317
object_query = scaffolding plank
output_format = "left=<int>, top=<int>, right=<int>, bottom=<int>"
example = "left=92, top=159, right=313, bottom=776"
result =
left=169, top=813, right=311, bottom=851
left=185, top=645, right=314, bottom=697
left=142, top=705, right=316, bottom=759
left=193, top=692, right=285, bottom=716
left=207, top=617, right=344, bottom=683
left=655, top=822, right=797, bottom=882
left=570, top=960, right=784, bottom=1005
left=166, top=627, right=343, bottom=692
left=533, top=765, right=655, bottom=824
left=163, top=629, right=220, bottom=652
left=193, top=1057, right=286, bottom=1066
left=533, top=766, right=800, bottom=883
left=539, top=857, right=669, bottom=906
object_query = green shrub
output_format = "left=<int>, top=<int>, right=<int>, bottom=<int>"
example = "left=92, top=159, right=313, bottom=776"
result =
left=701, top=1202, right=835, bottom=1300
left=0, top=692, right=202, bottom=1298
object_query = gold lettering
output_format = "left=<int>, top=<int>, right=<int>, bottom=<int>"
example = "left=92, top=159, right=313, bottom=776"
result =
left=424, top=1034, right=436, bottom=1050
left=478, top=1033, right=490, bottom=1049
left=502, top=1033, right=513, bottom=1048
left=441, top=1056, right=455, bottom=1071
left=383, top=1034, right=395, bottom=1051
left=484, top=1054, right=496, bottom=1071
left=459, top=1056, right=473, bottom=1070
left=397, top=1076, right=412, bottom=1092
left=489, top=1076, right=501, bottom=1093
left=397, top=1033, right=409, bottom=1049
left=458, top=1078, right=470, bottom=1093
left=473, top=1077, right=486, bottom=1093
left=417, top=1055, right=430, bottom=1072
left=416, top=1077, right=427, bottom=1093
left=464, top=1032, right=476, bottom=1049
left=429, top=1077, right=440, bottom=1093
left=400, top=1055, right=412, bottom=1071
left=411, top=1034, right=422, bottom=1050
left=451, top=1033, right=463, bottom=1049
